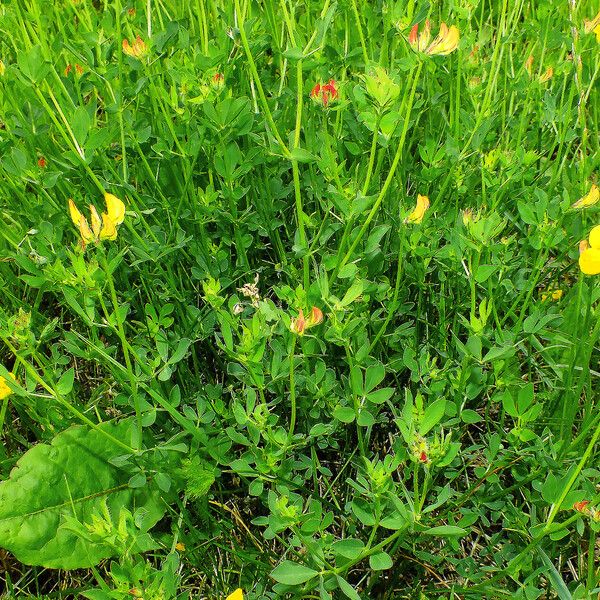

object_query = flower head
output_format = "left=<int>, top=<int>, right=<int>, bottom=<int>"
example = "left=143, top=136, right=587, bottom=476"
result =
left=226, top=590, right=243, bottom=600
left=406, top=194, right=430, bottom=224
left=310, top=80, right=338, bottom=107
left=0, top=373, right=16, bottom=400
left=0, top=60, right=5, bottom=76
left=290, top=306, right=324, bottom=335
left=574, top=500, right=591, bottom=513
left=122, top=35, right=148, bottom=59
left=538, top=66, right=553, bottom=83
left=579, top=225, right=600, bottom=275
left=409, top=20, right=431, bottom=52
left=68, top=193, right=126, bottom=249
left=37, top=156, right=47, bottom=168
left=212, top=72, right=225, bottom=89
left=540, top=289, right=563, bottom=302
left=572, top=183, right=600, bottom=209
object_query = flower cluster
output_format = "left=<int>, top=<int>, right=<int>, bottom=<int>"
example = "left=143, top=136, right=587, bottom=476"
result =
left=122, top=35, right=148, bottom=58
left=68, top=193, right=126, bottom=249
left=290, top=307, right=323, bottom=335
left=409, top=21, right=459, bottom=56
left=574, top=500, right=600, bottom=521
left=310, top=80, right=338, bottom=107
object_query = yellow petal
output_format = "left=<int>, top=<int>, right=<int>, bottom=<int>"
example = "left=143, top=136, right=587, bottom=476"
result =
left=78, top=215, right=95, bottom=244
left=589, top=225, right=600, bottom=249
left=99, top=213, right=118, bottom=240
left=406, top=194, right=430, bottom=224
left=104, top=193, right=125, bottom=225
left=0, top=373, right=15, bottom=400
left=68, top=199, right=83, bottom=226
left=427, top=24, right=460, bottom=56
left=584, top=10, right=600, bottom=34
left=90, top=205, right=102, bottom=238
left=572, top=184, right=600, bottom=209
left=579, top=248, right=600, bottom=275
left=226, top=590, right=243, bottom=600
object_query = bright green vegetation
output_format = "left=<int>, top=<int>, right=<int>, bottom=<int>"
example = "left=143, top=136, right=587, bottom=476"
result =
left=1, top=0, right=599, bottom=598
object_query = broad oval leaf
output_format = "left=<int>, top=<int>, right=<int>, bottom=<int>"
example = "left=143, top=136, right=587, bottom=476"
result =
left=0, top=419, right=166, bottom=569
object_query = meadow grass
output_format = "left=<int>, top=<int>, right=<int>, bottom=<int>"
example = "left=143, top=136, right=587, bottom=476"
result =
left=0, top=0, right=600, bottom=598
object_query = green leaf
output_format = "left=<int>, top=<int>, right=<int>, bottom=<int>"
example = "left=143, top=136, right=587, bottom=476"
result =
left=283, top=47, right=304, bottom=60
left=290, top=147, right=317, bottom=163
left=0, top=419, right=167, bottom=568
left=271, top=561, right=318, bottom=585
left=369, top=551, right=393, bottom=571
left=334, top=406, right=355, bottom=423
left=460, top=409, right=482, bottom=424
left=537, top=547, right=572, bottom=600
left=336, top=575, right=362, bottom=600
left=332, top=538, right=365, bottom=559
left=422, top=525, right=467, bottom=537
left=57, top=367, right=75, bottom=396
left=419, top=399, right=447, bottom=435
left=367, top=387, right=394, bottom=404
left=338, top=279, right=363, bottom=308
left=365, top=363, right=385, bottom=393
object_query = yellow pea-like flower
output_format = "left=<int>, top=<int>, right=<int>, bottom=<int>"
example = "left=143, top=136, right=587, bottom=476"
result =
left=584, top=10, right=600, bottom=42
left=572, top=183, right=600, bottom=209
left=579, top=225, right=600, bottom=275
left=68, top=193, right=125, bottom=248
left=426, top=23, right=460, bottom=56
left=226, top=590, right=243, bottom=600
left=406, top=194, right=430, bottom=224
left=104, top=193, right=126, bottom=225
left=0, top=373, right=16, bottom=400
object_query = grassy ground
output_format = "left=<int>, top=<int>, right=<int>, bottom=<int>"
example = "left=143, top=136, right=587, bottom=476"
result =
left=1, top=0, right=600, bottom=598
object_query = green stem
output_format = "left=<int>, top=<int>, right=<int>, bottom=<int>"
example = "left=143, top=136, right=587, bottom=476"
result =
left=288, top=335, right=298, bottom=444
left=332, top=61, right=423, bottom=282
left=1, top=337, right=135, bottom=453
left=99, top=248, right=142, bottom=451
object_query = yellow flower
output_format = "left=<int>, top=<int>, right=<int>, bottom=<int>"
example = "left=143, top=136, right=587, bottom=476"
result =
left=584, top=10, right=600, bottom=41
left=541, top=289, right=563, bottom=302
left=579, top=225, right=600, bottom=275
left=0, top=59, right=5, bottom=76
left=408, top=20, right=431, bottom=52
left=226, top=590, right=243, bottom=600
left=572, top=183, right=600, bottom=209
left=538, top=67, right=553, bottom=83
left=68, top=193, right=126, bottom=248
left=175, top=542, right=185, bottom=551
left=409, top=21, right=459, bottom=56
left=406, top=194, right=430, bottom=224
left=122, top=35, right=148, bottom=58
left=0, top=373, right=16, bottom=400
left=290, top=307, right=324, bottom=336
left=426, top=23, right=460, bottom=56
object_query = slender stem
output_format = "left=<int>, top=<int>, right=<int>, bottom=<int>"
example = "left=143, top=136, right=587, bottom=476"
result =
left=99, top=247, right=142, bottom=451
left=288, top=335, right=297, bottom=443
left=235, top=0, right=289, bottom=156
left=332, top=61, right=423, bottom=282
left=350, top=0, right=369, bottom=66
left=1, top=337, right=135, bottom=453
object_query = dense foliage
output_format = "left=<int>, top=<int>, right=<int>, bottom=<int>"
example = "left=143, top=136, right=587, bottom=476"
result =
left=1, top=0, right=599, bottom=598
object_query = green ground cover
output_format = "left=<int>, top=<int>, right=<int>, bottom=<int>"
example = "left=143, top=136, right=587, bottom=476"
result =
left=1, top=0, right=600, bottom=598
